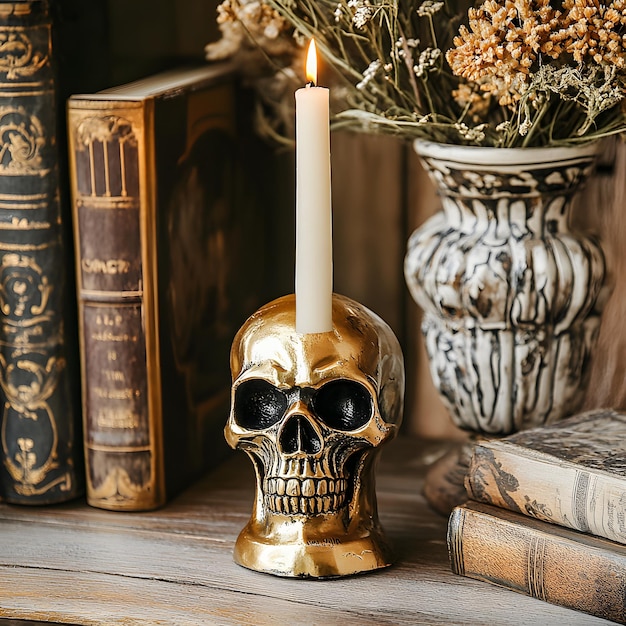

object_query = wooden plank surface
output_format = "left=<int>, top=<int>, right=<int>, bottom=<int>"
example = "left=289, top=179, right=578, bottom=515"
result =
left=0, top=438, right=614, bottom=625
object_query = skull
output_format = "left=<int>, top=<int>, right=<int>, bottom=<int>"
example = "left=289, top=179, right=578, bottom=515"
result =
left=227, top=293, right=404, bottom=578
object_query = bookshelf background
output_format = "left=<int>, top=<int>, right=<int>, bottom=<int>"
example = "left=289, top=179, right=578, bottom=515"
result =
left=54, top=0, right=626, bottom=442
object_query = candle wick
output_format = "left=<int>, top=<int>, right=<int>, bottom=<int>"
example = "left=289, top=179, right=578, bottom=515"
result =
left=306, top=81, right=315, bottom=88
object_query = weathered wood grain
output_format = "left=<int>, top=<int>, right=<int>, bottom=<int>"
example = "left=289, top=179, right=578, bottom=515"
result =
left=332, top=132, right=405, bottom=337
left=582, top=139, right=626, bottom=412
left=0, top=439, right=614, bottom=625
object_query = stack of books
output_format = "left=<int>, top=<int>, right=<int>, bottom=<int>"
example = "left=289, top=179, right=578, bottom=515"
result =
left=0, top=1, right=274, bottom=511
left=448, top=408, right=626, bottom=624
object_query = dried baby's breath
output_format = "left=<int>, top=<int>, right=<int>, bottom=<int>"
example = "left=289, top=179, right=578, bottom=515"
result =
left=417, top=1, right=445, bottom=17
left=207, top=0, right=626, bottom=147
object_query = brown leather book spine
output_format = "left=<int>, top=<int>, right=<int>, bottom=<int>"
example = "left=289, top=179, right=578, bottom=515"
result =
left=68, top=100, right=164, bottom=511
left=448, top=501, right=626, bottom=623
left=69, top=66, right=270, bottom=510
left=0, top=0, right=83, bottom=504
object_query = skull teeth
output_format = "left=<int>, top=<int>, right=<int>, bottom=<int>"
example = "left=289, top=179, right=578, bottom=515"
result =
left=301, top=478, right=315, bottom=496
left=278, top=458, right=327, bottom=477
left=264, top=477, right=347, bottom=515
left=266, top=494, right=346, bottom=515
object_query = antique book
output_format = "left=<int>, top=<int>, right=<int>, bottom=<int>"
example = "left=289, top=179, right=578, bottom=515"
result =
left=448, top=501, right=626, bottom=623
left=0, top=0, right=84, bottom=503
left=465, top=409, right=626, bottom=545
left=67, top=63, right=262, bottom=510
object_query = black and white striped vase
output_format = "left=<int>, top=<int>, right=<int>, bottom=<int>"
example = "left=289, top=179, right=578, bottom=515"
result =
left=405, top=140, right=608, bottom=512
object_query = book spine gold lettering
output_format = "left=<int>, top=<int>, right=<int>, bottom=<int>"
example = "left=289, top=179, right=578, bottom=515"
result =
left=68, top=99, right=163, bottom=510
left=0, top=0, right=83, bottom=503
left=466, top=443, right=626, bottom=545
left=448, top=502, right=626, bottom=623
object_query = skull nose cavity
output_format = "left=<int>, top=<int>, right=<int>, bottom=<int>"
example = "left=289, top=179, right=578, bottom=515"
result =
left=279, top=415, right=322, bottom=455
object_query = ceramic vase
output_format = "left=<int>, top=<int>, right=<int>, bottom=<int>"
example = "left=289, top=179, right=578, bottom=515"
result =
left=404, top=140, right=607, bottom=512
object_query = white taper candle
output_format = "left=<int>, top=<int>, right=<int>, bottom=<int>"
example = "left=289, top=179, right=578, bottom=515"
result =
left=295, top=40, right=333, bottom=334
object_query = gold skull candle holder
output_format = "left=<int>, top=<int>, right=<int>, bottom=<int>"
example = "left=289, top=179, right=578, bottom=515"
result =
left=226, top=293, right=404, bottom=578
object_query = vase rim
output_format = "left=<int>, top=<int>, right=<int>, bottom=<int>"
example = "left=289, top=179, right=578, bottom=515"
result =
left=413, top=139, right=601, bottom=165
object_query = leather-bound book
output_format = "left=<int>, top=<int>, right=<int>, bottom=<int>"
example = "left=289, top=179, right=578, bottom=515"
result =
left=0, top=0, right=84, bottom=504
left=448, top=501, right=626, bottom=623
left=67, top=64, right=262, bottom=510
left=465, top=409, right=626, bottom=545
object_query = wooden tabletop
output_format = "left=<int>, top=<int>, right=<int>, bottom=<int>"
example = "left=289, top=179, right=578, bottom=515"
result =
left=0, top=437, right=614, bottom=625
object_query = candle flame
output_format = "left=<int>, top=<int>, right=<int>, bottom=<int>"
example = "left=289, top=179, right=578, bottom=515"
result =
left=306, top=39, right=317, bottom=85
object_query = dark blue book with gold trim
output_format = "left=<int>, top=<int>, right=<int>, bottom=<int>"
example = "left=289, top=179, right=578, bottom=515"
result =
left=0, top=0, right=83, bottom=503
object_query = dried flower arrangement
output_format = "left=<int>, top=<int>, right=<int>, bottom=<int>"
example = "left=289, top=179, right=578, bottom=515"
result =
left=206, top=0, right=626, bottom=147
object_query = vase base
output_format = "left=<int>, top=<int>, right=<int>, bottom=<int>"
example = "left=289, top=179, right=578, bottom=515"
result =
left=423, top=438, right=478, bottom=516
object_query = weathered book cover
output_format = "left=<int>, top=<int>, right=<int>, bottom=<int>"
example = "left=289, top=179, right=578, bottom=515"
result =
left=0, top=0, right=83, bottom=503
left=68, top=64, right=264, bottom=510
left=465, top=409, right=626, bottom=545
left=448, top=501, right=626, bottom=623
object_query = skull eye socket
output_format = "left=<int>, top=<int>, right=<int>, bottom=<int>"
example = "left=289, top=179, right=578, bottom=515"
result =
left=234, top=379, right=288, bottom=430
left=312, top=380, right=373, bottom=431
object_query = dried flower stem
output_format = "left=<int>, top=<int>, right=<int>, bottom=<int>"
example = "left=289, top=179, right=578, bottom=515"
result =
left=208, top=0, right=626, bottom=147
